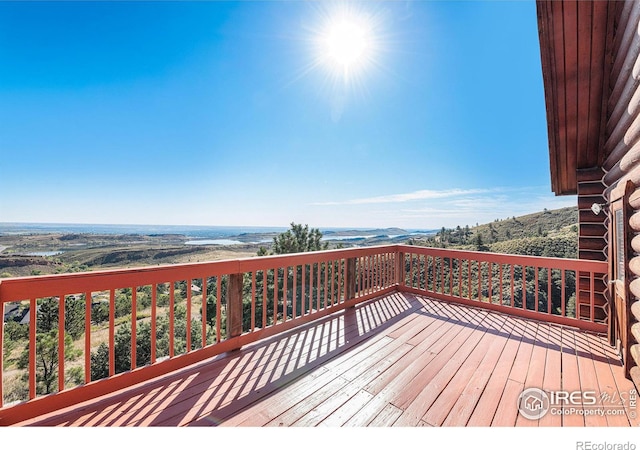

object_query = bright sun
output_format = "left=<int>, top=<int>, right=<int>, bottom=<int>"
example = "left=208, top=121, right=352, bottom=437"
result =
left=325, top=19, right=370, bottom=70
left=316, top=9, right=376, bottom=84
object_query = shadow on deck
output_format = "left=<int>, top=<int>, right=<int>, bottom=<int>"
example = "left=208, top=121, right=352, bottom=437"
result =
left=14, top=292, right=639, bottom=427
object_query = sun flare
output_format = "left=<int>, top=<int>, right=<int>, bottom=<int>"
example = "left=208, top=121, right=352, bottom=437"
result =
left=325, top=18, right=370, bottom=71
left=315, top=7, right=378, bottom=84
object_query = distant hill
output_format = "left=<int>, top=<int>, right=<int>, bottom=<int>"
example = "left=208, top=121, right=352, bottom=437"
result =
left=322, top=228, right=411, bottom=237
left=408, top=206, right=579, bottom=259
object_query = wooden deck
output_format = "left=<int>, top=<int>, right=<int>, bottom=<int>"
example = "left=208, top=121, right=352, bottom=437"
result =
left=12, top=292, right=639, bottom=427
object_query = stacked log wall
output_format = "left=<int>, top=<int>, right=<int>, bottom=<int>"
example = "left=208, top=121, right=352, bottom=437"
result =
left=602, top=0, right=640, bottom=388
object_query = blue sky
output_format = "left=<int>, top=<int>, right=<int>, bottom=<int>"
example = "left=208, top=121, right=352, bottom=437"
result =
left=0, top=0, right=576, bottom=229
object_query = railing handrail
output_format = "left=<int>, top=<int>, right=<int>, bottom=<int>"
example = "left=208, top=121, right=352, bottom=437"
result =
left=395, top=245, right=608, bottom=272
left=0, top=244, right=398, bottom=302
left=0, top=244, right=608, bottom=303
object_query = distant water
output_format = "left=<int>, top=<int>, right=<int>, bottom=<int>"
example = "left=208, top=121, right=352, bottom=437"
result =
left=0, top=223, right=437, bottom=246
left=0, top=223, right=288, bottom=239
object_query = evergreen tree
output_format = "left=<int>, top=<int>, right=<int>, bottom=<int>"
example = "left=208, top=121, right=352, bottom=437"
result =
left=269, top=223, right=328, bottom=255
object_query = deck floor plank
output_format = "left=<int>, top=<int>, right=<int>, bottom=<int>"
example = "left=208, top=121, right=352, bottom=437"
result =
left=465, top=319, right=529, bottom=426
left=391, top=309, right=491, bottom=414
left=574, top=330, right=609, bottom=426
left=440, top=315, right=518, bottom=426
left=586, top=332, right=639, bottom=427
left=393, top=310, right=497, bottom=426
left=515, top=323, right=549, bottom=427
left=560, top=328, right=586, bottom=426
left=538, top=323, right=563, bottom=426
left=426, top=312, right=516, bottom=426
left=368, top=403, right=403, bottom=427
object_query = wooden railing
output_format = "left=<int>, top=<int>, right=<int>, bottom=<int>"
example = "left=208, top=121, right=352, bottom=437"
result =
left=396, top=245, right=608, bottom=332
left=0, top=244, right=607, bottom=424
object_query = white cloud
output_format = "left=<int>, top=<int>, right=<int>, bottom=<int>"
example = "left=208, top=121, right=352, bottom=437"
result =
left=306, top=186, right=578, bottom=228
left=311, top=188, right=493, bottom=206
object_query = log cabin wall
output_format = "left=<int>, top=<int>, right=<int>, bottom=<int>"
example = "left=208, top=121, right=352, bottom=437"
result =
left=577, top=168, right=608, bottom=323
left=537, top=0, right=639, bottom=388
left=599, top=0, right=640, bottom=389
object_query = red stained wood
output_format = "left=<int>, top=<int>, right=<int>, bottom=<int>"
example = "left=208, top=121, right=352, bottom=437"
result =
left=515, top=323, right=550, bottom=427
left=560, top=328, right=586, bottom=426
left=421, top=313, right=512, bottom=426
left=441, top=316, right=518, bottom=426
left=466, top=319, right=529, bottom=426
left=8, top=292, right=634, bottom=428
left=538, top=324, right=563, bottom=426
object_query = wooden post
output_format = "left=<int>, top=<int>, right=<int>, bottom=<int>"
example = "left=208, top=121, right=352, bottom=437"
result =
left=396, top=252, right=405, bottom=286
left=345, top=258, right=357, bottom=302
left=227, top=273, right=244, bottom=343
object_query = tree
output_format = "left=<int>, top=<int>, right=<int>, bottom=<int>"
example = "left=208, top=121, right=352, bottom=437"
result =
left=474, top=233, right=488, bottom=251
left=64, top=295, right=85, bottom=340
left=17, top=330, right=81, bottom=394
left=91, top=301, right=109, bottom=325
left=269, top=223, right=328, bottom=255
left=254, top=223, right=331, bottom=325
left=14, top=297, right=84, bottom=394
left=37, top=296, right=85, bottom=339
left=90, top=304, right=204, bottom=380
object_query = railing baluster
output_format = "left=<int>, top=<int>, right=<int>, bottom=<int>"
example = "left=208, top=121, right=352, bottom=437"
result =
left=534, top=267, right=539, bottom=313
left=302, top=264, right=307, bottom=314
left=109, top=290, right=115, bottom=377
left=510, top=265, right=515, bottom=308
left=251, top=272, right=256, bottom=331
left=382, top=254, right=387, bottom=289
left=441, top=257, right=445, bottom=295
left=152, top=283, right=158, bottom=362
left=216, top=276, right=222, bottom=341
left=274, top=268, right=279, bottom=324
left=317, top=263, right=322, bottom=310
left=330, top=261, right=335, bottom=306
left=413, top=254, right=418, bottom=290
left=457, top=259, right=462, bottom=297
left=170, top=283, right=175, bottom=357
left=341, top=258, right=345, bottom=299
left=488, top=261, right=493, bottom=303
left=499, top=264, right=503, bottom=306
left=131, top=288, right=137, bottom=369
left=368, top=256, right=372, bottom=294
left=561, top=269, right=566, bottom=317
left=283, top=267, right=288, bottom=322
left=29, top=298, right=36, bottom=399
left=293, top=266, right=298, bottom=317
left=468, top=260, right=472, bottom=300
left=58, top=294, right=65, bottom=393
left=547, top=268, right=552, bottom=314
left=186, top=280, right=192, bottom=352
left=449, top=257, right=453, bottom=295
left=85, top=291, right=91, bottom=384
left=262, top=271, right=268, bottom=327
left=477, top=262, right=482, bottom=302
left=522, top=266, right=527, bottom=310
left=409, top=253, right=414, bottom=290
left=324, top=261, right=329, bottom=308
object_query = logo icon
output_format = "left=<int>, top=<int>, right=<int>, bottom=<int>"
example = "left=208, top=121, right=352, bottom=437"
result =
left=518, top=388, right=550, bottom=419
